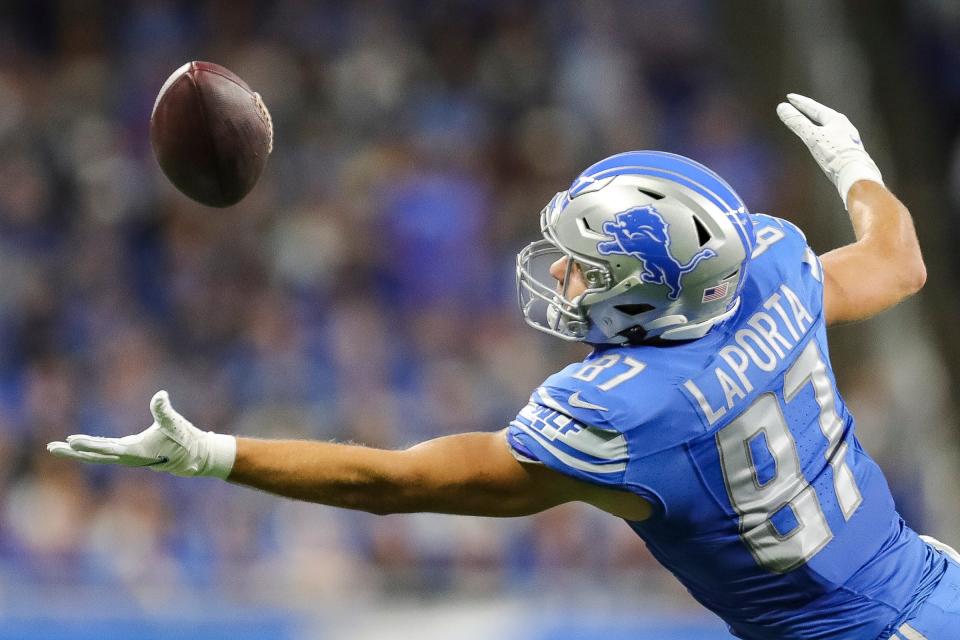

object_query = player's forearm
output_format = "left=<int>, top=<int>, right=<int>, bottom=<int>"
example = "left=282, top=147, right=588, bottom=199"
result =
left=228, top=437, right=417, bottom=515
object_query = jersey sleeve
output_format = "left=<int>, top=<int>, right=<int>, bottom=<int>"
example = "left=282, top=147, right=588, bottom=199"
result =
left=506, top=369, right=630, bottom=488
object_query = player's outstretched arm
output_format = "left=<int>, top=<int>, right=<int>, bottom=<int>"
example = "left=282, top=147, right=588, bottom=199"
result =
left=48, top=391, right=651, bottom=520
left=777, top=93, right=926, bottom=325
left=229, top=431, right=643, bottom=518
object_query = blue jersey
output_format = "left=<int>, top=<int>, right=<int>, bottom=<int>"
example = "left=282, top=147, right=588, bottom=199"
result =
left=507, top=214, right=929, bottom=639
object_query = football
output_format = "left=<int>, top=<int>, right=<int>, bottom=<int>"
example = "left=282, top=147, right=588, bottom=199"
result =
left=150, top=61, right=273, bottom=208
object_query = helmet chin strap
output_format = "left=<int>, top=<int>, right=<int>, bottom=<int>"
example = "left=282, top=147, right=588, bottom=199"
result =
left=546, top=304, right=562, bottom=333
left=657, top=298, right=741, bottom=340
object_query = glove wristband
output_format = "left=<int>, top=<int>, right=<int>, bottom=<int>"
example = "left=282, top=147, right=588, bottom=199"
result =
left=838, top=158, right=884, bottom=209
left=202, top=432, right=237, bottom=479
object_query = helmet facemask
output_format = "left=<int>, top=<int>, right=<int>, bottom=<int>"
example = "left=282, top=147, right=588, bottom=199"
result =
left=516, top=197, right=613, bottom=341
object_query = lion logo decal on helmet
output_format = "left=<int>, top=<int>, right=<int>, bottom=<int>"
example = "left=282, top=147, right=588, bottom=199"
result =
left=597, top=205, right=716, bottom=300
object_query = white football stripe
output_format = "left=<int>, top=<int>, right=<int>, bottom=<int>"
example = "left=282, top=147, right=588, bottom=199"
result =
left=153, top=62, right=192, bottom=117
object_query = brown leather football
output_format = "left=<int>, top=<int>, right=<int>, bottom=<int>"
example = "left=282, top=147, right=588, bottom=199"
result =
left=150, top=61, right=273, bottom=207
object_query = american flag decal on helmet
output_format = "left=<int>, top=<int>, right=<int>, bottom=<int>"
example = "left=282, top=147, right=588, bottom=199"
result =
left=702, top=281, right=730, bottom=303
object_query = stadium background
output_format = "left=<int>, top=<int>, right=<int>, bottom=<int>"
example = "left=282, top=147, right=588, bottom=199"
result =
left=1, top=1, right=959, bottom=638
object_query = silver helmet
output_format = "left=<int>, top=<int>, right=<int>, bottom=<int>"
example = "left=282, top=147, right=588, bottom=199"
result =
left=517, top=151, right=755, bottom=344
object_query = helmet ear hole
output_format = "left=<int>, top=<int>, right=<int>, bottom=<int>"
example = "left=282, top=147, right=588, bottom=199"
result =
left=615, top=303, right=656, bottom=316
left=693, top=215, right=712, bottom=247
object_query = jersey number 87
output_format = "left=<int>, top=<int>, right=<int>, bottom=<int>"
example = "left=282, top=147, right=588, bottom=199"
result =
left=716, top=340, right=863, bottom=573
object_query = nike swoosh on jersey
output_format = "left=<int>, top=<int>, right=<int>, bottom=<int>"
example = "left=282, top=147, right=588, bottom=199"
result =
left=568, top=391, right=609, bottom=412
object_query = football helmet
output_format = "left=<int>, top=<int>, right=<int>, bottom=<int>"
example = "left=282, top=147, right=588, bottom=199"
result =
left=517, top=151, right=755, bottom=344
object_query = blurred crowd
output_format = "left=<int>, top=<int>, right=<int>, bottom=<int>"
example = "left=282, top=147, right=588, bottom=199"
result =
left=0, top=0, right=942, bottom=613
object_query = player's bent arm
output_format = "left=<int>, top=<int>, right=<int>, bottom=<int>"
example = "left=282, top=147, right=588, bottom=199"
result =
left=820, top=180, right=926, bottom=325
left=229, top=430, right=653, bottom=520
left=776, top=94, right=926, bottom=325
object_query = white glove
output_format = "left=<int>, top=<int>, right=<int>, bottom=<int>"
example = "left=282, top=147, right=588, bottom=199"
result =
left=47, top=390, right=236, bottom=479
left=776, top=93, right=884, bottom=207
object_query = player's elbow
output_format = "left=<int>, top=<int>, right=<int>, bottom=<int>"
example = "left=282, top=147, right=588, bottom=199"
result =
left=894, top=246, right=926, bottom=298
left=892, top=205, right=926, bottom=296
left=869, top=227, right=926, bottom=300
left=352, top=453, right=451, bottom=516
left=904, top=260, right=927, bottom=296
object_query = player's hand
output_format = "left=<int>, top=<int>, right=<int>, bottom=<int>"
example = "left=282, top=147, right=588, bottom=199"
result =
left=46, top=390, right=236, bottom=479
left=776, top=93, right=884, bottom=207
